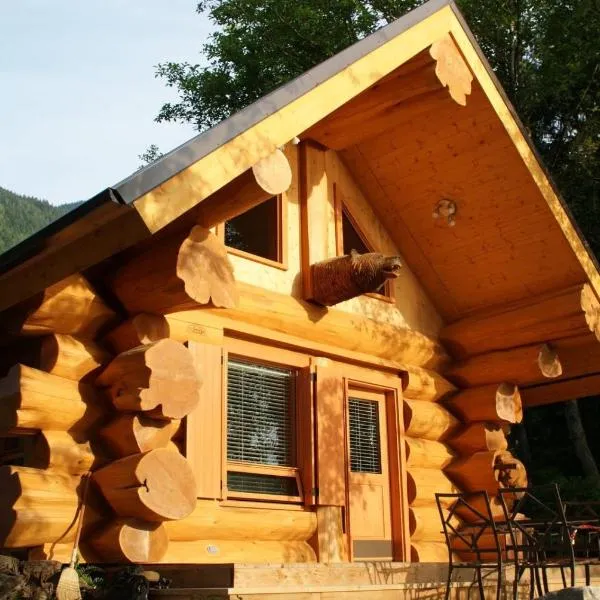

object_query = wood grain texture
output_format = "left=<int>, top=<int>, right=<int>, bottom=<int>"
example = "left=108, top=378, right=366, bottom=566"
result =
left=445, top=383, right=523, bottom=424
left=0, top=465, right=80, bottom=547
left=186, top=340, right=224, bottom=500
left=405, top=437, right=455, bottom=469
left=410, top=541, right=449, bottom=562
left=521, top=373, right=600, bottom=408
left=314, top=362, right=346, bottom=507
left=429, top=33, right=473, bottom=106
left=441, top=284, right=600, bottom=359
left=96, top=339, right=201, bottom=419
left=111, top=226, right=237, bottom=315
left=100, top=414, right=181, bottom=457
left=403, top=399, right=459, bottom=441
left=93, top=448, right=197, bottom=522
left=0, top=273, right=117, bottom=338
left=447, top=422, right=509, bottom=454
left=28, top=430, right=99, bottom=474
left=165, top=501, right=317, bottom=542
left=316, top=506, right=346, bottom=563
left=0, top=364, right=105, bottom=433
left=402, top=366, right=456, bottom=402
left=89, top=519, right=168, bottom=563
left=407, top=467, right=458, bottom=507
left=103, top=314, right=170, bottom=354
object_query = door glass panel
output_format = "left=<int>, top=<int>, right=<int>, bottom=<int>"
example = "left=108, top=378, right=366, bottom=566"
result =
left=348, top=398, right=381, bottom=474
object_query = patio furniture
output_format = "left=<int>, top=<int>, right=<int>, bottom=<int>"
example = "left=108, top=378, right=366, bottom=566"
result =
left=563, top=501, right=600, bottom=586
left=498, top=484, right=575, bottom=598
left=436, top=490, right=505, bottom=600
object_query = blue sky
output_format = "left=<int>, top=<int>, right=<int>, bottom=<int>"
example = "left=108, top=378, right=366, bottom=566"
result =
left=0, top=1, right=212, bottom=205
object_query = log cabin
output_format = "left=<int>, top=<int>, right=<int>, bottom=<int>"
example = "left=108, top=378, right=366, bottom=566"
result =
left=1, top=0, right=600, bottom=597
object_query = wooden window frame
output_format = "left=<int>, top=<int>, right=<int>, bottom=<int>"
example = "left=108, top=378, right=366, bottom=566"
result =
left=343, top=378, right=409, bottom=562
left=216, top=194, right=288, bottom=271
left=221, top=337, right=310, bottom=505
left=333, top=188, right=395, bottom=304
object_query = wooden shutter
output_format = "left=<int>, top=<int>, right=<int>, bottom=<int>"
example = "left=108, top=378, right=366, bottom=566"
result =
left=186, top=340, right=224, bottom=499
left=297, top=367, right=315, bottom=505
left=314, top=360, right=346, bottom=506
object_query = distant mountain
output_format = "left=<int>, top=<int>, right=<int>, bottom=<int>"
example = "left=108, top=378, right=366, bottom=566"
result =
left=0, top=187, right=81, bottom=255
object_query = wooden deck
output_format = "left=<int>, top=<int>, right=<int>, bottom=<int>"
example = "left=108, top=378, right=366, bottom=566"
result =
left=146, top=562, right=525, bottom=600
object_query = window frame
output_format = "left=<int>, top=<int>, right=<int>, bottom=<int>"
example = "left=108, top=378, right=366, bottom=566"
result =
left=333, top=189, right=396, bottom=304
left=216, top=194, right=288, bottom=271
left=221, top=337, right=309, bottom=505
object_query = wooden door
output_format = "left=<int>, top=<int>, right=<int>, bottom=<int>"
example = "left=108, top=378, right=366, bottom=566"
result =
left=346, top=388, right=393, bottom=561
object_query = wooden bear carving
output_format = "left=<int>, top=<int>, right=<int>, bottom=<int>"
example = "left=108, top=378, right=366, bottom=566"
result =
left=311, top=250, right=402, bottom=306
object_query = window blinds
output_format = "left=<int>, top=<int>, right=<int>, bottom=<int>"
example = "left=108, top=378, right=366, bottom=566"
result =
left=227, top=358, right=296, bottom=467
left=348, top=397, right=382, bottom=474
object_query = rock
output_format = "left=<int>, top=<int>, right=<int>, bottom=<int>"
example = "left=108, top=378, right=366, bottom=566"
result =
left=541, top=588, right=600, bottom=600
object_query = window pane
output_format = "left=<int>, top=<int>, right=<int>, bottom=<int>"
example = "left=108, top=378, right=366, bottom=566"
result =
left=225, top=196, right=279, bottom=261
left=227, top=358, right=296, bottom=467
left=227, top=472, right=299, bottom=496
left=342, top=209, right=370, bottom=255
left=348, top=398, right=382, bottom=473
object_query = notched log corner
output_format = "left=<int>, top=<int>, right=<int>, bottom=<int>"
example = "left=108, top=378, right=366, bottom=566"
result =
left=311, top=250, right=402, bottom=306
left=430, top=34, right=473, bottom=106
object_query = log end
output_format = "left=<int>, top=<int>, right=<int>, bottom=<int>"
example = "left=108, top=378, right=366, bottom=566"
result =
left=176, top=226, right=238, bottom=309
left=496, top=383, right=523, bottom=424
left=538, top=343, right=562, bottom=379
left=251, top=148, right=293, bottom=196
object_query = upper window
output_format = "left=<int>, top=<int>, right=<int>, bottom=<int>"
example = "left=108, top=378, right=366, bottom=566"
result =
left=221, top=195, right=285, bottom=267
left=225, top=356, right=301, bottom=502
left=336, top=204, right=395, bottom=302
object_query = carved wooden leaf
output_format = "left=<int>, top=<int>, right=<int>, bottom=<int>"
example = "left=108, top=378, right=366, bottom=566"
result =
left=430, top=34, right=473, bottom=106
left=176, top=225, right=238, bottom=308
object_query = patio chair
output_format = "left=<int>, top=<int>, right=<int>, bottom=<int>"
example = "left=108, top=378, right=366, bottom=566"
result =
left=499, top=484, right=575, bottom=597
left=436, top=491, right=504, bottom=600
left=563, top=500, right=600, bottom=586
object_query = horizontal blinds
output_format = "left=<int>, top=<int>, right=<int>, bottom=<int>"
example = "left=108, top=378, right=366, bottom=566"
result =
left=227, top=358, right=296, bottom=467
left=348, top=397, right=382, bottom=474
left=227, top=471, right=299, bottom=497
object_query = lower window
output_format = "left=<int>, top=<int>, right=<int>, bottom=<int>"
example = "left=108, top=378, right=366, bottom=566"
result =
left=225, top=357, right=301, bottom=502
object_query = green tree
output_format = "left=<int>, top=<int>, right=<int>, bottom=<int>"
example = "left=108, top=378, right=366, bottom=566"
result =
left=154, top=0, right=600, bottom=253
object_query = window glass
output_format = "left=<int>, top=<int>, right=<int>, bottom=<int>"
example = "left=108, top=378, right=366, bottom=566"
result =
left=342, top=209, right=370, bottom=255
left=348, top=397, right=382, bottom=474
left=225, top=196, right=279, bottom=261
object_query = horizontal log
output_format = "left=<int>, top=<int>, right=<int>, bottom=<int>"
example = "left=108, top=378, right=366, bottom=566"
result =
left=93, top=448, right=197, bottom=522
left=440, top=284, right=600, bottom=359
left=448, top=334, right=600, bottom=388
left=405, top=437, right=455, bottom=469
left=0, top=466, right=79, bottom=547
left=447, top=423, right=509, bottom=455
left=451, top=531, right=501, bottom=563
left=453, top=493, right=505, bottom=523
left=103, top=314, right=170, bottom=354
left=409, top=506, right=453, bottom=542
left=407, top=468, right=458, bottom=507
left=521, top=373, right=600, bottom=408
left=0, top=334, right=111, bottom=381
left=165, top=500, right=318, bottom=542
left=110, top=226, right=238, bottom=314
left=402, top=366, right=456, bottom=402
left=0, top=273, right=117, bottom=338
left=96, top=339, right=200, bottom=419
left=89, top=518, right=168, bottom=563
left=445, top=450, right=527, bottom=493
left=404, top=400, right=459, bottom=441
left=0, top=364, right=105, bottom=433
left=100, top=414, right=181, bottom=457
left=446, top=343, right=562, bottom=388
left=29, top=542, right=99, bottom=563
left=194, top=148, right=292, bottom=227
left=410, top=541, right=449, bottom=562
left=28, top=430, right=99, bottom=474
left=161, top=284, right=448, bottom=370
left=159, top=540, right=316, bottom=564
left=445, top=383, right=523, bottom=424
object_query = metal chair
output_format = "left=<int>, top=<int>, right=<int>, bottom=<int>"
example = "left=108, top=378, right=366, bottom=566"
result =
left=499, top=484, right=575, bottom=598
left=563, top=500, right=600, bottom=586
left=436, top=491, right=504, bottom=600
